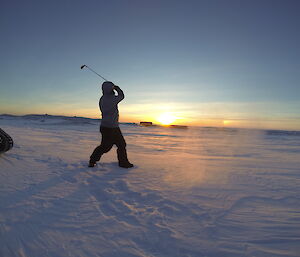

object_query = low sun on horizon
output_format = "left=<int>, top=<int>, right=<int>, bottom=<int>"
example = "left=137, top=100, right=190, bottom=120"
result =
left=157, top=113, right=178, bottom=125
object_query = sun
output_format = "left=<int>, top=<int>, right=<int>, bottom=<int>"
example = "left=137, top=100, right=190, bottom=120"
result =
left=157, top=113, right=177, bottom=125
left=223, top=120, right=230, bottom=126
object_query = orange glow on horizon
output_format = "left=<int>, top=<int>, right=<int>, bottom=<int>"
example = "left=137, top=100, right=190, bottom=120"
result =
left=156, top=113, right=178, bottom=125
left=223, top=120, right=230, bottom=126
left=8, top=106, right=299, bottom=131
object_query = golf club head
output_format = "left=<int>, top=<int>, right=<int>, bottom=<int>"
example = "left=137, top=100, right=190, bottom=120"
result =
left=80, top=64, right=108, bottom=81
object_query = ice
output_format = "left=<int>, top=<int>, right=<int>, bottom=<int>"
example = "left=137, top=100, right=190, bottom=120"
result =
left=1, top=115, right=300, bottom=257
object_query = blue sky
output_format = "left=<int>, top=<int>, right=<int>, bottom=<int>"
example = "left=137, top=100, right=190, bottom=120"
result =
left=1, top=0, right=299, bottom=129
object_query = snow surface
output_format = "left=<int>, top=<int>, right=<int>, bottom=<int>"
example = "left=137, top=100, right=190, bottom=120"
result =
left=1, top=115, right=300, bottom=257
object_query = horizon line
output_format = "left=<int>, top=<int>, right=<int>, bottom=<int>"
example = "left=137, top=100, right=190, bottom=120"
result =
left=1, top=113, right=300, bottom=132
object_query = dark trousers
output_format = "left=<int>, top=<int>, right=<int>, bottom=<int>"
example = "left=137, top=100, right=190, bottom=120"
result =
left=90, top=126, right=129, bottom=165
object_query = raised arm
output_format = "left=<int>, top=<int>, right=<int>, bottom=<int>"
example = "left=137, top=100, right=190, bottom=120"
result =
left=113, top=85, right=125, bottom=103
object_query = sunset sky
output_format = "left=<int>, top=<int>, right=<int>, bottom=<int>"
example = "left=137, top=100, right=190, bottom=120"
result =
left=1, top=0, right=299, bottom=130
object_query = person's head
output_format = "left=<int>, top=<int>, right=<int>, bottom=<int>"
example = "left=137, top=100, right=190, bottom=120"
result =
left=102, top=81, right=115, bottom=95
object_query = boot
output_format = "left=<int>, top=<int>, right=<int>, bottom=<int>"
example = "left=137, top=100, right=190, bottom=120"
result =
left=117, top=147, right=133, bottom=168
left=119, top=162, right=134, bottom=168
left=88, top=161, right=96, bottom=167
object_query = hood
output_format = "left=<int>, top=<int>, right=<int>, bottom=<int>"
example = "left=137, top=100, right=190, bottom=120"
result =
left=102, top=81, right=114, bottom=95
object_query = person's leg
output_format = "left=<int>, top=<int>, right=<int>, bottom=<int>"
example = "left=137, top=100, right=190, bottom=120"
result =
left=89, top=127, right=113, bottom=166
left=114, top=128, right=133, bottom=168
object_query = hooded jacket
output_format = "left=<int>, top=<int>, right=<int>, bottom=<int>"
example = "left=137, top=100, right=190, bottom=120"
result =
left=99, top=82, right=124, bottom=128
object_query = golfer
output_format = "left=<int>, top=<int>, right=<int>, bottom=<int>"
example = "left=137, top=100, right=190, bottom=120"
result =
left=89, top=81, right=133, bottom=168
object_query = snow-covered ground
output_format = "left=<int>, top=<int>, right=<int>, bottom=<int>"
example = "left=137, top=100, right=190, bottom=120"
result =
left=1, top=115, right=300, bottom=257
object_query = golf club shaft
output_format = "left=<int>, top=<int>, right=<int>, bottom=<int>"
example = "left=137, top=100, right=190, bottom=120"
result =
left=85, top=65, right=108, bottom=81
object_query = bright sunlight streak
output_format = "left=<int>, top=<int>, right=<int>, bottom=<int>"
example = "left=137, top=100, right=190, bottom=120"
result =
left=157, top=113, right=177, bottom=125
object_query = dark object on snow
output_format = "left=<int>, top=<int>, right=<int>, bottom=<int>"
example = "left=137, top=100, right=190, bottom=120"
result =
left=0, top=128, right=13, bottom=153
left=140, top=121, right=153, bottom=126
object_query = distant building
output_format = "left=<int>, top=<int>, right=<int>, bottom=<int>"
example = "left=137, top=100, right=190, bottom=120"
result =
left=140, top=122, right=153, bottom=126
left=169, top=125, right=188, bottom=129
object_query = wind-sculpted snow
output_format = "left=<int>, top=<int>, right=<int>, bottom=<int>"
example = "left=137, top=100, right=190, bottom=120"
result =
left=0, top=115, right=300, bottom=257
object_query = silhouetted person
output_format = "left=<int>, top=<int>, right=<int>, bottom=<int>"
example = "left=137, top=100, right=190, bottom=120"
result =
left=89, top=81, right=133, bottom=168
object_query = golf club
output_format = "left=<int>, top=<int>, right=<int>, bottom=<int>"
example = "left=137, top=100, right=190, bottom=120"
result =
left=80, top=65, right=108, bottom=81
